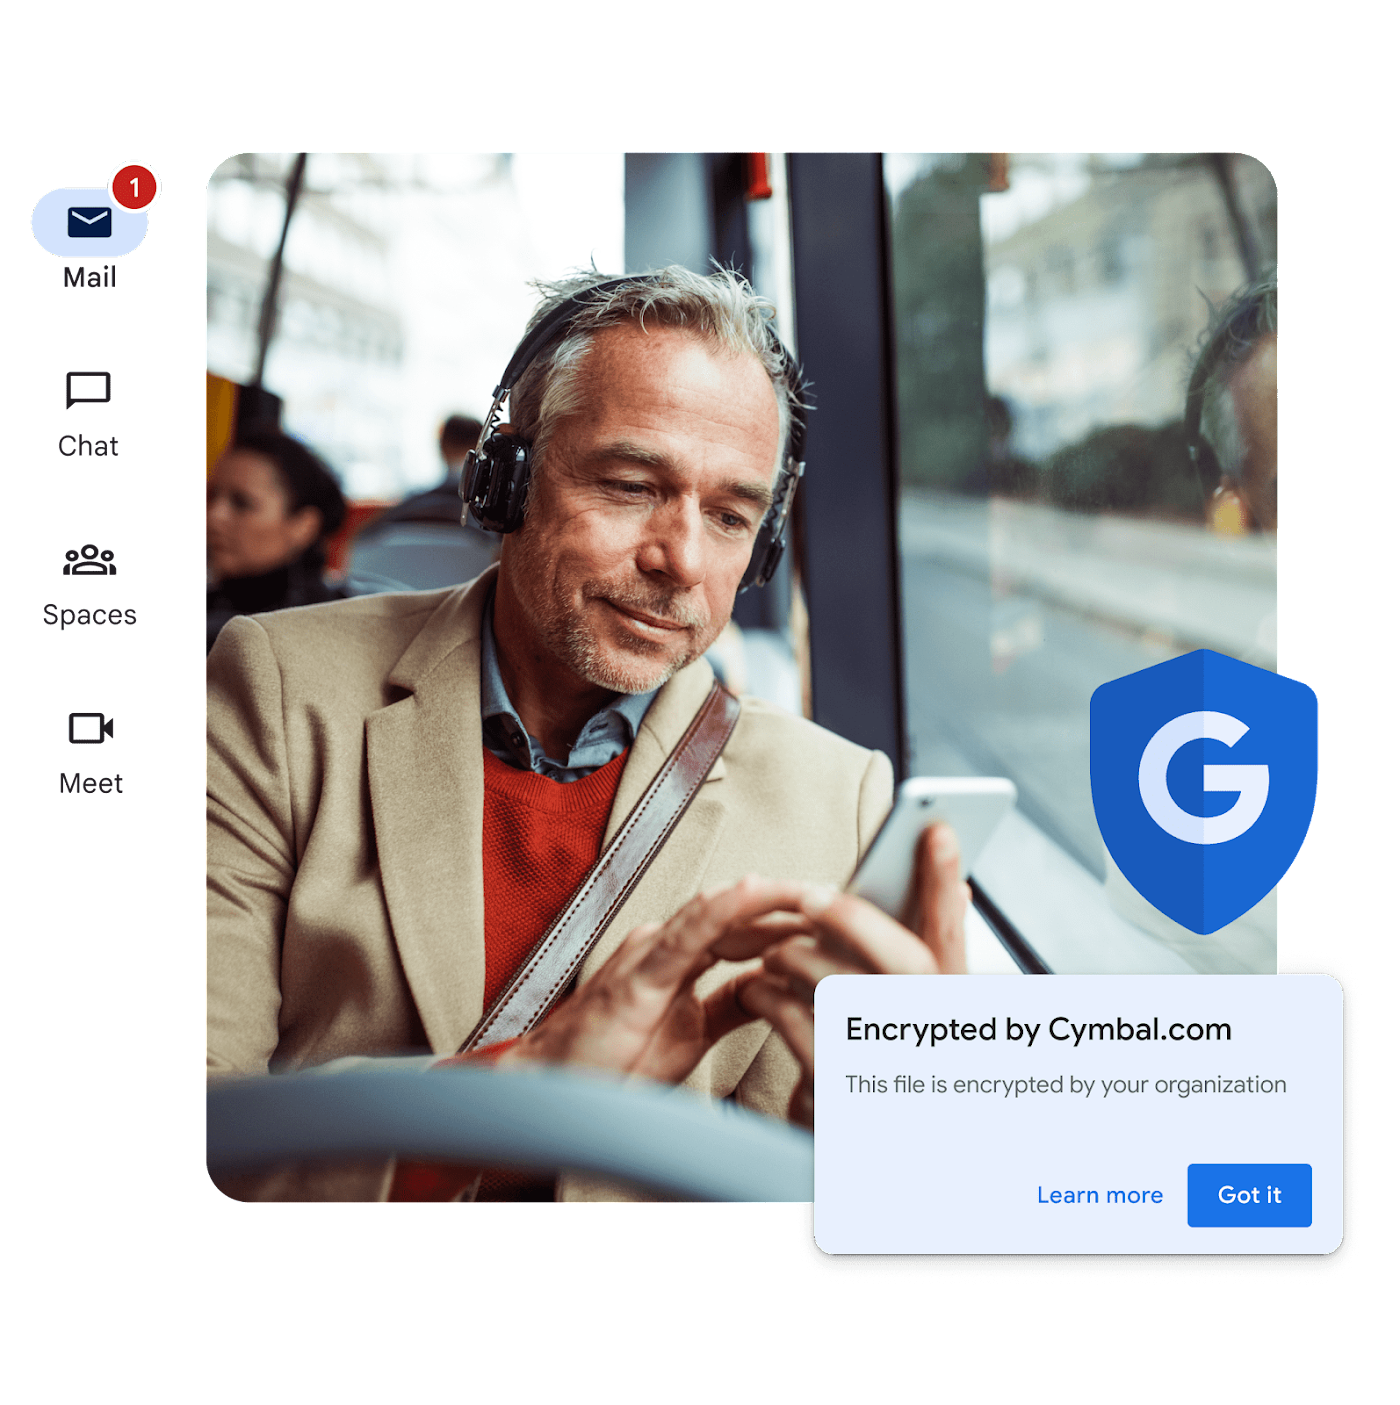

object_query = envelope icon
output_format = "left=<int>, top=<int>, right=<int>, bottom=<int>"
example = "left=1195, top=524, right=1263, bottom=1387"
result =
left=68, top=206, right=112, bottom=238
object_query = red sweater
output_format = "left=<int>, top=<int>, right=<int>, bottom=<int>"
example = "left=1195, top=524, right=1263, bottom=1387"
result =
left=389, top=746, right=629, bottom=1201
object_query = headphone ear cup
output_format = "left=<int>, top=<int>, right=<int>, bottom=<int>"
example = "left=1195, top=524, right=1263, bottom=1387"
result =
left=463, top=433, right=532, bottom=534
left=740, top=514, right=774, bottom=592
left=740, top=497, right=791, bottom=592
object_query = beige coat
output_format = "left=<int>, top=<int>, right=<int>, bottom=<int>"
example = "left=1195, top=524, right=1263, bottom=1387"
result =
left=208, top=568, right=893, bottom=1198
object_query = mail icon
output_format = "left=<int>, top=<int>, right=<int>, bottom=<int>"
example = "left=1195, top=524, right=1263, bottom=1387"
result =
left=68, top=207, right=112, bottom=238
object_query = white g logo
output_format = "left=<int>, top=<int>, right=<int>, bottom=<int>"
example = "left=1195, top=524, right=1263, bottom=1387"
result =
left=1138, top=711, right=1269, bottom=845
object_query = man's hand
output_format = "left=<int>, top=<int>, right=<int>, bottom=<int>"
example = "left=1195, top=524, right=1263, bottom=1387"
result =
left=494, top=876, right=811, bottom=1085
left=738, top=823, right=969, bottom=1126
left=407, top=877, right=810, bottom=1201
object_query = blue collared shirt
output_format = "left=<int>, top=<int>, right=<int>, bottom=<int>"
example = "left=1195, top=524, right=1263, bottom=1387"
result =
left=480, top=597, right=657, bottom=783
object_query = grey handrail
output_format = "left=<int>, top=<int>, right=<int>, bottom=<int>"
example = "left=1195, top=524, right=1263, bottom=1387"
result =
left=208, top=1063, right=813, bottom=1202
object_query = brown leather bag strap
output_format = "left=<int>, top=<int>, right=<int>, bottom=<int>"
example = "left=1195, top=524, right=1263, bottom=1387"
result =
left=459, top=679, right=742, bottom=1053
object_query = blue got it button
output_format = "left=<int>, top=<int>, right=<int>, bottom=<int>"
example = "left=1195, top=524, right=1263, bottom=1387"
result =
left=1187, top=1164, right=1312, bottom=1227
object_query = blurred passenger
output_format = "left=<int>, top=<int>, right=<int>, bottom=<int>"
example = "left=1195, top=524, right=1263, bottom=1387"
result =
left=358, top=414, right=486, bottom=532
left=440, top=413, right=482, bottom=477
left=348, top=413, right=500, bottom=589
left=206, top=430, right=348, bottom=654
left=1187, top=270, right=1278, bottom=532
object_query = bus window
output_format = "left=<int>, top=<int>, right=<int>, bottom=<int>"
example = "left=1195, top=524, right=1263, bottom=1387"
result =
left=886, top=154, right=1277, bottom=974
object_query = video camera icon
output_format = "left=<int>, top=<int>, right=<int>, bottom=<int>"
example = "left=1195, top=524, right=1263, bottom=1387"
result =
left=69, top=712, right=114, bottom=744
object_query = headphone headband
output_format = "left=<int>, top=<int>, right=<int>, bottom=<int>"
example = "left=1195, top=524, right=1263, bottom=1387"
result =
left=461, top=272, right=806, bottom=592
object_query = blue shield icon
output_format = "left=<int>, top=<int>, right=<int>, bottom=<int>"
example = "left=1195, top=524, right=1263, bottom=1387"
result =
left=1090, top=650, right=1317, bottom=934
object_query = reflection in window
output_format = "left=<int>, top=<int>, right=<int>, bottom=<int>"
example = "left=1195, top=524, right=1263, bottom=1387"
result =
left=887, top=154, right=1277, bottom=973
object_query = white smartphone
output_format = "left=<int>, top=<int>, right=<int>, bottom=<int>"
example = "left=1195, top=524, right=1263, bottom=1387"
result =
left=847, top=776, right=1017, bottom=919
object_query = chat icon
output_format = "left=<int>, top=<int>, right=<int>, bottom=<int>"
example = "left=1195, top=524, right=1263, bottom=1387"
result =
left=66, top=372, right=110, bottom=409
left=31, top=188, right=147, bottom=256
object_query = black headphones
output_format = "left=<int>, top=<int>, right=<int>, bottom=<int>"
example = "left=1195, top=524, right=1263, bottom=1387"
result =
left=460, top=274, right=806, bottom=592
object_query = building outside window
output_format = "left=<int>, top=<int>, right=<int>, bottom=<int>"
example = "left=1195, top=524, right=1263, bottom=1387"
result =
left=887, top=153, right=1277, bottom=974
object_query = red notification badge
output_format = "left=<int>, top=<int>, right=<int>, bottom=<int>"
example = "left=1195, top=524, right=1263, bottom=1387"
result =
left=111, top=165, right=158, bottom=210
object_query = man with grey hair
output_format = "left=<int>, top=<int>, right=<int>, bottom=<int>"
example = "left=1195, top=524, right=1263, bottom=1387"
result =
left=1188, top=269, right=1278, bottom=531
left=208, top=267, right=967, bottom=1201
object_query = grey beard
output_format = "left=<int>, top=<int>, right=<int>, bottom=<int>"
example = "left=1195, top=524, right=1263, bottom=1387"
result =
left=555, top=612, right=704, bottom=694
left=554, top=584, right=714, bottom=695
